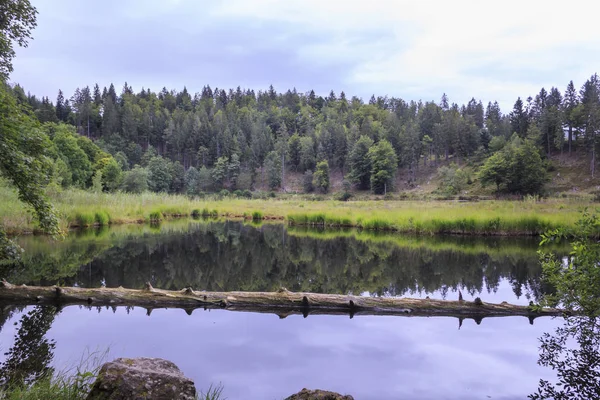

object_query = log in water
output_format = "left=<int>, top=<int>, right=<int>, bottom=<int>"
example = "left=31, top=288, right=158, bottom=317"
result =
left=0, top=280, right=563, bottom=324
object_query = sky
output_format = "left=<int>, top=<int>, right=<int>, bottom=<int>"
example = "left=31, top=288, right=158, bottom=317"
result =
left=10, top=0, right=600, bottom=112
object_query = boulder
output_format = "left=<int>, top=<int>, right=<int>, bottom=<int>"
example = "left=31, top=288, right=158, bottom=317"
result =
left=285, top=388, right=354, bottom=400
left=86, top=357, right=196, bottom=400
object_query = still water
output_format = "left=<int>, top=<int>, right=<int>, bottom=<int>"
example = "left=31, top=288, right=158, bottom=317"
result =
left=0, top=220, right=567, bottom=399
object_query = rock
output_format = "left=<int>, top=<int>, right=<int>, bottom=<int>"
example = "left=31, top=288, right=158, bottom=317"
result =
left=285, top=388, right=354, bottom=400
left=86, top=357, right=196, bottom=400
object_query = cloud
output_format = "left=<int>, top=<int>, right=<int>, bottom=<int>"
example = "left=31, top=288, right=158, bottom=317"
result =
left=10, top=0, right=600, bottom=113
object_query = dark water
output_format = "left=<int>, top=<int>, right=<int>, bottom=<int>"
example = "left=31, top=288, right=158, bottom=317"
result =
left=0, top=221, right=569, bottom=399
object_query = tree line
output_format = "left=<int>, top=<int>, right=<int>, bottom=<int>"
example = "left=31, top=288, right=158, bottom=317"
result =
left=7, top=72, right=600, bottom=196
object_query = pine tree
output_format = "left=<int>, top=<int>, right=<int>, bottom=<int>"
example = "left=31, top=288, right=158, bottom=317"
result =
left=56, top=90, right=66, bottom=122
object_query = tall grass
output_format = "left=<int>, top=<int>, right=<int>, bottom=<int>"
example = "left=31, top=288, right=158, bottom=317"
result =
left=0, top=184, right=590, bottom=236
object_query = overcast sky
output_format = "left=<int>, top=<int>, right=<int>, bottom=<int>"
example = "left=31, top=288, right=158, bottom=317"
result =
left=10, top=0, right=600, bottom=112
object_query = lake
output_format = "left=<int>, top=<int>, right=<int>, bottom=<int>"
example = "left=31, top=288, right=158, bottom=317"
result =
left=0, top=220, right=567, bottom=399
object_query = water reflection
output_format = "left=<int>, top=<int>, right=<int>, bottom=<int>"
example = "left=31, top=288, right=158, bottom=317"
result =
left=4, top=220, right=562, bottom=304
left=0, top=305, right=562, bottom=400
left=0, top=306, right=57, bottom=387
left=530, top=317, right=600, bottom=399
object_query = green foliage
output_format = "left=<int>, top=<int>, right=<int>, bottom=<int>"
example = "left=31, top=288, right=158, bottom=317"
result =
left=368, top=139, right=398, bottom=194
left=288, top=133, right=301, bottom=170
left=264, top=151, right=281, bottom=190
left=0, top=0, right=37, bottom=78
left=98, top=158, right=122, bottom=192
left=121, top=165, right=148, bottom=194
left=228, top=154, right=241, bottom=189
left=197, top=166, right=213, bottom=192
left=302, top=170, right=314, bottom=193
left=184, top=166, right=200, bottom=195
left=113, top=151, right=129, bottom=171
left=437, top=164, right=469, bottom=195
left=148, top=210, right=163, bottom=221
left=488, top=136, right=506, bottom=153
left=168, top=160, right=184, bottom=194
left=348, top=136, right=374, bottom=190
left=94, top=211, right=110, bottom=226
left=147, top=156, right=171, bottom=193
left=312, top=160, right=330, bottom=193
left=540, top=211, right=600, bottom=316
left=298, top=136, right=316, bottom=172
left=0, top=84, right=59, bottom=238
left=74, top=212, right=94, bottom=227
left=53, top=129, right=93, bottom=188
left=211, top=156, right=228, bottom=188
left=251, top=211, right=263, bottom=221
left=479, top=134, right=547, bottom=195
left=91, top=170, right=102, bottom=194
left=198, top=383, right=225, bottom=400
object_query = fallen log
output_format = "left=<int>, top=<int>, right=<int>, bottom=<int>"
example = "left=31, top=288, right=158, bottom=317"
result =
left=0, top=280, right=564, bottom=324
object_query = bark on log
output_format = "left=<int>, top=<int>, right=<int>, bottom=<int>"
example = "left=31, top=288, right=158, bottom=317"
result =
left=0, top=280, right=564, bottom=324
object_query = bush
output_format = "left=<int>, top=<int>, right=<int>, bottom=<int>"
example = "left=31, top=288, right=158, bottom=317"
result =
left=242, top=189, right=252, bottom=199
left=251, top=211, right=263, bottom=221
left=437, top=163, right=469, bottom=195
left=191, top=209, right=201, bottom=218
left=334, top=191, right=353, bottom=201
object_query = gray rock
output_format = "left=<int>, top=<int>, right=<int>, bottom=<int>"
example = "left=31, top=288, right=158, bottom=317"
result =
left=86, top=357, right=196, bottom=400
left=285, top=388, right=354, bottom=400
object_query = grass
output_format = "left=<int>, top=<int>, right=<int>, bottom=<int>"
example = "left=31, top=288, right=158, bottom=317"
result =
left=0, top=376, right=225, bottom=400
left=0, top=184, right=595, bottom=236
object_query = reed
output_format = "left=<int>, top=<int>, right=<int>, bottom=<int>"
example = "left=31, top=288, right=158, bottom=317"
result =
left=0, top=184, right=591, bottom=236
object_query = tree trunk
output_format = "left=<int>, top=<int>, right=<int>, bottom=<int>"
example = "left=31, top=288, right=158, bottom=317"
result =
left=568, top=125, right=573, bottom=155
left=0, top=281, right=563, bottom=323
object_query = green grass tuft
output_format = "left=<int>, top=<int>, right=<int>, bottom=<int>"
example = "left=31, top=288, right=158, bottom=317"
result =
left=94, top=211, right=110, bottom=226
left=148, top=210, right=163, bottom=221
left=251, top=211, right=263, bottom=221
left=74, top=212, right=95, bottom=227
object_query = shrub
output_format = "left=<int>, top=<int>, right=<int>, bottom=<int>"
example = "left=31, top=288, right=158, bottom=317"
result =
left=334, top=191, right=353, bottom=201
left=251, top=211, right=263, bottom=221
left=437, top=163, right=469, bottom=195
left=191, top=209, right=201, bottom=218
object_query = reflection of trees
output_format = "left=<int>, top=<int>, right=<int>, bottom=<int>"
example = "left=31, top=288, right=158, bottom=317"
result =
left=23, top=221, right=547, bottom=301
left=0, top=306, right=58, bottom=387
left=530, top=317, right=600, bottom=400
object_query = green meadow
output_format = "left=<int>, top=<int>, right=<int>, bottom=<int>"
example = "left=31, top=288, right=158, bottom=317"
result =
left=0, top=185, right=593, bottom=236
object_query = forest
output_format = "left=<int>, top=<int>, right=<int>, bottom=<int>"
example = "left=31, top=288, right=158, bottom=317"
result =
left=6, top=72, right=600, bottom=198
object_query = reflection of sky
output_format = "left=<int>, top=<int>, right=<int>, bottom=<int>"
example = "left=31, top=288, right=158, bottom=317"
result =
left=0, top=307, right=561, bottom=399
